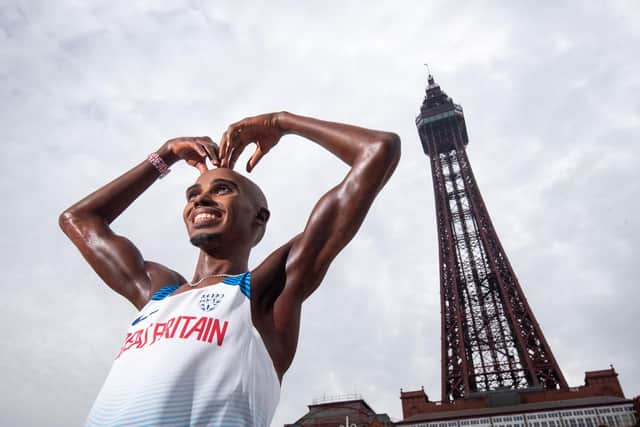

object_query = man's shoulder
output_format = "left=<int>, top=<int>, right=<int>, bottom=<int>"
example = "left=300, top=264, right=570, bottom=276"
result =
left=144, top=261, right=186, bottom=301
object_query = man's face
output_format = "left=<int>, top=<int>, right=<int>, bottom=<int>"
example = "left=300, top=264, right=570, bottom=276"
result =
left=182, top=169, right=257, bottom=249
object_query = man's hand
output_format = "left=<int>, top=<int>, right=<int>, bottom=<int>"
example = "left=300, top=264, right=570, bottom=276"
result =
left=219, top=113, right=286, bottom=171
left=159, top=136, right=220, bottom=174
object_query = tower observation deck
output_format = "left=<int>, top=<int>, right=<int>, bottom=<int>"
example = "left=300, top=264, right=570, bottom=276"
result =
left=416, top=75, right=567, bottom=402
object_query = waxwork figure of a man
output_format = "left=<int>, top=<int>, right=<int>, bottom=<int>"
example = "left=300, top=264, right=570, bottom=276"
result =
left=60, top=111, right=401, bottom=426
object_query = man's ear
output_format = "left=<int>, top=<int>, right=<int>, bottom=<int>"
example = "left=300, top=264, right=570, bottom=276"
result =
left=256, top=208, right=270, bottom=224
left=252, top=208, right=270, bottom=247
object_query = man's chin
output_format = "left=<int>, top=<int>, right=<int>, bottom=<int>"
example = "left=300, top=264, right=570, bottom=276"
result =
left=190, top=233, right=220, bottom=248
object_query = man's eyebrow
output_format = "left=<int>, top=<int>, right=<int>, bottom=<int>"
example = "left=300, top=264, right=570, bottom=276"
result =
left=212, top=179, right=239, bottom=190
left=186, top=184, right=201, bottom=196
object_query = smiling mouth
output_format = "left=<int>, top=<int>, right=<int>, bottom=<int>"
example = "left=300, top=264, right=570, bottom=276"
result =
left=192, top=210, right=223, bottom=226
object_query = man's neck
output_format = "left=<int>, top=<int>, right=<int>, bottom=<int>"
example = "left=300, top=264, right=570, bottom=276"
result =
left=191, top=249, right=249, bottom=283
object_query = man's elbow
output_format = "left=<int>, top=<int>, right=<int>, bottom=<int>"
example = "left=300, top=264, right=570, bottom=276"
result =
left=58, top=209, right=88, bottom=237
left=58, top=210, right=76, bottom=235
left=375, top=131, right=401, bottom=170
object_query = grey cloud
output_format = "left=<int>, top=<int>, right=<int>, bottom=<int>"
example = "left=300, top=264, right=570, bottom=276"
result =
left=1, top=2, right=638, bottom=426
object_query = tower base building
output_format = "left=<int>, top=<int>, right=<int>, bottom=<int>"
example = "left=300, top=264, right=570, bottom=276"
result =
left=399, top=368, right=637, bottom=427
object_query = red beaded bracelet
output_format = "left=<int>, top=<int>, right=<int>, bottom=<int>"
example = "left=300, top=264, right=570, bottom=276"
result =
left=148, top=152, right=171, bottom=178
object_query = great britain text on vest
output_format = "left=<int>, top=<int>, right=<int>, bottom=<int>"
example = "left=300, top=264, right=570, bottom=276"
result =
left=116, top=315, right=229, bottom=358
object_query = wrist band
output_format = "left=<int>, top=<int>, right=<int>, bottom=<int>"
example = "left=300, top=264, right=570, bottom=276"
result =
left=148, top=152, right=171, bottom=178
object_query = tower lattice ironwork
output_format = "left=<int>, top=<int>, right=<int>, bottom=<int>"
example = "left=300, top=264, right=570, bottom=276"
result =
left=416, top=75, right=568, bottom=402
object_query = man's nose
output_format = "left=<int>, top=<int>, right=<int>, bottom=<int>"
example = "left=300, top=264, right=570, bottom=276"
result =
left=193, top=192, right=217, bottom=207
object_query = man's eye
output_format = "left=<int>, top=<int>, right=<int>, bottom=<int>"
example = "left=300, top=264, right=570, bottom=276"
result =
left=187, top=192, right=198, bottom=200
left=215, top=185, right=231, bottom=194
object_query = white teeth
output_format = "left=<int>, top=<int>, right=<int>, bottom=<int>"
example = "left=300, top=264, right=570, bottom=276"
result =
left=194, top=213, right=217, bottom=224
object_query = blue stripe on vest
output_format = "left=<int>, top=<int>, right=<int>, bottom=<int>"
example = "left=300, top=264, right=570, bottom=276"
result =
left=150, top=284, right=180, bottom=301
left=223, top=272, right=251, bottom=298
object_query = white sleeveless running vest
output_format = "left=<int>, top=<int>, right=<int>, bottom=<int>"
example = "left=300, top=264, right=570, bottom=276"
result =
left=86, top=272, right=280, bottom=427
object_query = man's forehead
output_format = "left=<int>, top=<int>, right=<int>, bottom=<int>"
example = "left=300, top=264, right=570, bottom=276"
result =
left=191, top=169, right=265, bottom=207
left=194, top=168, right=244, bottom=186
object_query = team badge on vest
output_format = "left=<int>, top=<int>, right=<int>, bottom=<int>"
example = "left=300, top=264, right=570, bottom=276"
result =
left=200, top=292, right=225, bottom=312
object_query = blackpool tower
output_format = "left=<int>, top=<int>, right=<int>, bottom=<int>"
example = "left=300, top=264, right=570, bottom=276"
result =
left=398, top=74, right=637, bottom=427
left=416, top=74, right=568, bottom=401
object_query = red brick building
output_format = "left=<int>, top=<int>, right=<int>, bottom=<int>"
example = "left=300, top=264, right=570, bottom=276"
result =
left=285, top=396, right=394, bottom=427
left=398, top=368, right=637, bottom=426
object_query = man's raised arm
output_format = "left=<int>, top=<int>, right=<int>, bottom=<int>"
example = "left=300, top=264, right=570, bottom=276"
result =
left=219, top=111, right=400, bottom=300
left=283, top=112, right=400, bottom=294
left=216, top=112, right=399, bottom=377
left=58, top=137, right=217, bottom=309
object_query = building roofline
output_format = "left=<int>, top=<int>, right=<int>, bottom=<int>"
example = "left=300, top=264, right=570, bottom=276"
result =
left=396, top=397, right=633, bottom=424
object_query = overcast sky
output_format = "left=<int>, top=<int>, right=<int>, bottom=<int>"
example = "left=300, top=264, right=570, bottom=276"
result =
left=1, top=1, right=639, bottom=426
